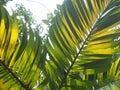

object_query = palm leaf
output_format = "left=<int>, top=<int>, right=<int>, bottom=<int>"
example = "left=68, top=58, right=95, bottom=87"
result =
left=0, top=5, right=47, bottom=89
left=46, top=0, right=120, bottom=89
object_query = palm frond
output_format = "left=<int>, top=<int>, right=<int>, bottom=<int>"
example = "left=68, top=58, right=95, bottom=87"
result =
left=46, top=0, right=120, bottom=89
left=0, top=5, right=47, bottom=89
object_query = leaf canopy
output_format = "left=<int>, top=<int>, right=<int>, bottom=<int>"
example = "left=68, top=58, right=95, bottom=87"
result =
left=0, top=0, right=120, bottom=90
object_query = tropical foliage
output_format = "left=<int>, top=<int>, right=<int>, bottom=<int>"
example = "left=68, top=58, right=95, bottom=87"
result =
left=0, top=0, right=120, bottom=90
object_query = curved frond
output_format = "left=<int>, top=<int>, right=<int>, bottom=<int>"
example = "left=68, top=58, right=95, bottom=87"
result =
left=46, top=0, right=120, bottom=89
left=0, top=5, right=47, bottom=89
